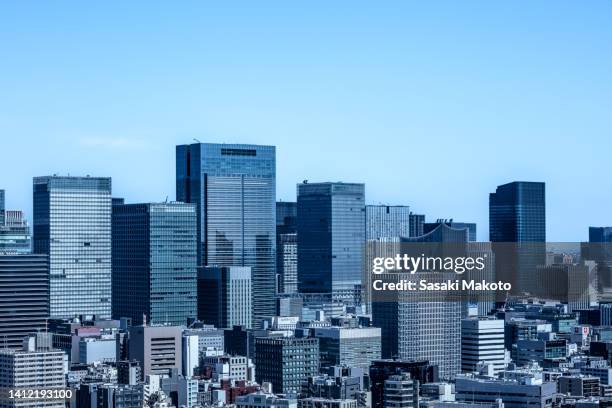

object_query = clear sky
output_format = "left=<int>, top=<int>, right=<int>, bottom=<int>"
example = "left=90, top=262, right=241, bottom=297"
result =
left=1, top=1, right=611, bottom=241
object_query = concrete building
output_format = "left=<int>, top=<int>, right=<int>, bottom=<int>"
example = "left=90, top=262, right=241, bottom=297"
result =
left=461, top=317, right=506, bottom=374
left=128, top=325, right=182, bottom=379
left=558, top=375, right=600, bottom=398
left=298, top=399, right=358, bottom=408
left=236, top=392, right=298, bottom=408
left=0, top=333, right=67, bottom=408
left=455, top=374, right=556, bottom=408
left=383, top=373, right=419, bottom=408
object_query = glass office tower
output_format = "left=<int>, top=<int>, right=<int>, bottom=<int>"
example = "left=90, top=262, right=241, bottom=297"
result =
left=112, top=202, right=198, bottom=326
left=297, top=182, right=365, bottom=305
left=364, top=205, right=410, bottom=313
left=176, top=143, right=276, bottom=327
left=33, top=176, right=112, bottom=319
left=489, top=181, right=546, bottom=294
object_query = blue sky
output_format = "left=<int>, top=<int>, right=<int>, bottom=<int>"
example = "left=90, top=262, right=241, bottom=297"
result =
left=1, top=1, right=611, bottom=241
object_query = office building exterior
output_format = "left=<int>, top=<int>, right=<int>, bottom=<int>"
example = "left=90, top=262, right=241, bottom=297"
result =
left=383, top=374, right=419, bottom=408
left=198, top=266, right=252, bottom=329
left=454, top=374, right=556, bottom=408
left=255, top=337, right=319, bottom=394
left=33, top=176, right=112, bottom=319
left=0, top=254, right=49, bottom=349
left=424, top=220, right=477, bottom=242
left=489, top=181, right=546, bottom=294
left=370, top=360, right=438, bottom=408
left=394, top=223, right=464, bottom=379
left=461, top=317, right=506, bottom=374
left=313, top=327, right=381, bottom=370
left=0, top=199, right=31, bottom=254
left=364, top=205, right=410, bottom=313
left=176, top=143, right=276, bottom=327
left=297, top=182, right=365, bottom=305
left=408, top=213, right=425, bottom=238
left=0, top=333, right=66, bottom=408
left=112, top=201, right=197, bottom=326
left=127, top=325, right=182, bottom=379
left=276, top=202, right=298, bottom=294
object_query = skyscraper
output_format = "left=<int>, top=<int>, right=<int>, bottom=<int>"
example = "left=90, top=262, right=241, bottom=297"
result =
left=297, top=182, right=365, bottom=305
left=33, top=176, right=112, bottom=319
left=589, top=227, right=612, bottom=243
left=198, top=266, right=252, bottom=329
left=0, top=190, right=31, bottom=254
left=364, top=205, right=410, bottom=313
left=0, top=189, right=4, bottom=225
left=424, top=219, right=477, bottom=242
left=396, top=223, right=465, bottom=379
left=0, top=211, right=31, bottom=254
left=176, top=143, right=276, bottom=327
left=489, top=181, right=546, bottom=295
left=112, top=201, right=198, bottom=326
left=408, top=213, right=425, bottom=238
left=0, top=254, right=49, bottom=349
left=276, top=202, right=298, bottom=294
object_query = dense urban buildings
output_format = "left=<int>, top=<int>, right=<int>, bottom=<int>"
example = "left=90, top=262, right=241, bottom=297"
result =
left=112, top=201, right=198, bottom=326
left=0, top=254, right=49, bottom=349
left=297, top=182, right=365, bottom=306
left=0, top=189, right=31, bottom=254
left=198, top=266, right=252, bottom=329
left=176, top=143, right=276, bottom=327
left=33, top=176, right=112, bottom=319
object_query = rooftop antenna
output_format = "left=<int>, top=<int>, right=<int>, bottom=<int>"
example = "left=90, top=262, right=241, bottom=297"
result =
left=193, top=138, right=201, bottom=143
left=165, top=196, right=168, bottom=203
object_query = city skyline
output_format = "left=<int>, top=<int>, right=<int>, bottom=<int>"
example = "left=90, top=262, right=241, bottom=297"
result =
left=1, top=2, right=612, bottom=242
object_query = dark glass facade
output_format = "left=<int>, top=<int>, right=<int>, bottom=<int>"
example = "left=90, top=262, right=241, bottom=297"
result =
left=0, top=254, right=49, bottom=349
left=112, top=202, right=197, bottom=326
left=297, top=182, right=365, bottom=305
left=176, top=143, right=276, bottom=327
left=276, top=202, right=297, bottom=294
left=489, top=181, right=546, bottom=294
left=33, top=176, right=112, bottom=319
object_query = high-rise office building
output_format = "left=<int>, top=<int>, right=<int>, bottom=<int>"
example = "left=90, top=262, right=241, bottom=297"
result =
left=489, top=181, right=546, bottom=294
left=112, top=202, right=198, bottom=326
left=424, top=219, right=477, bottom=242
left=0, top=333, right=66, bottom=408
left=397, top=223, right=464, bottom=380
left=408, top=213, right=425, bottom=238
left=0, top=211, right=32, bottom=254
left=297, top=182, right=365, bottom=305
left=0, top=254, right=49, bottom=349
left=198, top=266, right=252, bottom=329
left=33, top=176, right=112, bottom=319
left=0, top=190, right=31, bottom=254
left=583, top=227, right=612, bottom=292
left=176, top=143, right=276, bottom=327
left=365, top=205, right=410, bottom=313
left=461, top=317, right=506, bottom=374
left=590, top=227, right=612, bottom=243
left=0, top=189, right=4, bottom=225
left=254, top=336, right=319, bottom=395
left=276, top=202, right=298, bottom=294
